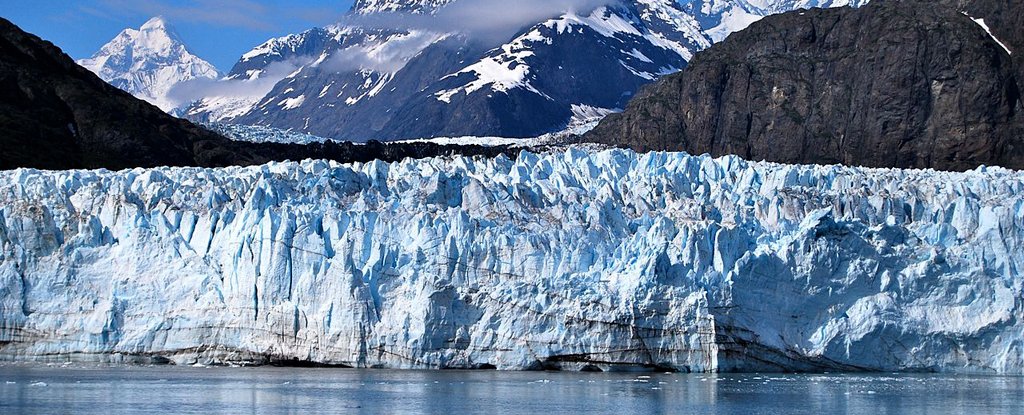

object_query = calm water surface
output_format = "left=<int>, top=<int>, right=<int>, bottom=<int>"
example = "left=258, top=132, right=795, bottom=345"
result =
left=1, top=364, right=1021, bottom=414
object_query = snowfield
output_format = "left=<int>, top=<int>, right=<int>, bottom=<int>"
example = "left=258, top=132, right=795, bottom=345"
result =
left=0, top=149, right=1022, bottom=373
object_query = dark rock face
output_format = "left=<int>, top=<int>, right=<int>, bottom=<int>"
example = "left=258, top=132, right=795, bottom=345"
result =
left=0, top=17, right=514, bottom=170
left=944, top=0, right=1022, bottom=79
left=586, top=0, right=1024, bottom=171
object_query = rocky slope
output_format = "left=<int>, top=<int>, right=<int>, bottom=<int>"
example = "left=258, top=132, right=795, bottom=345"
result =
left=0, top=16, right=244, bottom=170
left=78, top=17, right=220, bottom=112
left=586, top=0, right=1024, bottom=171
left=946, top=0, right=1021, bottom=79
left=1, top=149, right=1022, bottom=373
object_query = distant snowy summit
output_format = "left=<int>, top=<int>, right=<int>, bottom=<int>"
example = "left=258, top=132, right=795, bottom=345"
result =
left=78, top=17, right=220, bottom=112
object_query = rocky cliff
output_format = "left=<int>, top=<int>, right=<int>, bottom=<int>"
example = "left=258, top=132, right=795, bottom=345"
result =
left=586, top=0, right=1024, bottom=171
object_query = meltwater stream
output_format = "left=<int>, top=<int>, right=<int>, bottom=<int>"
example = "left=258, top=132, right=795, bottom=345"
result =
left=1, top=365, right=1022, bottom=414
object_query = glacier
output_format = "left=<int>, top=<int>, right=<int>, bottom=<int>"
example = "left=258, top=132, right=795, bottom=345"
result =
left=0, top=149, right=1022, bottom=373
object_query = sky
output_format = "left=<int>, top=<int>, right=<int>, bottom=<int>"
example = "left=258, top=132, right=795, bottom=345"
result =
left=0, top=0, right=356, bottom=70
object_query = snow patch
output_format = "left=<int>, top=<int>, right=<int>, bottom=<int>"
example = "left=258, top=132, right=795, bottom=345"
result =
left=704, top=8, right=764, bottom=42
left=968, top=15, right=1012, bottom=55
left=279, top=95, right=306, bottom=110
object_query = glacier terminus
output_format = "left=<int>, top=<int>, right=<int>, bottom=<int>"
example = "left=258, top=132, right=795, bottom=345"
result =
left=0, top=149, right=1021, bottom=374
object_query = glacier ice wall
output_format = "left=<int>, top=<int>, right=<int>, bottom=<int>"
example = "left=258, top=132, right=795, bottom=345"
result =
left=0, top=149, right=1022, bottom=373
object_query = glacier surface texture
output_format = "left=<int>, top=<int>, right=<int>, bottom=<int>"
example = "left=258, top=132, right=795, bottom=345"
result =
left=0, top=149, right=1022, bottom=373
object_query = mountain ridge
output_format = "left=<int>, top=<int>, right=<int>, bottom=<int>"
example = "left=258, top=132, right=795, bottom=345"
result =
left=183, top=0, right=714, bottom=140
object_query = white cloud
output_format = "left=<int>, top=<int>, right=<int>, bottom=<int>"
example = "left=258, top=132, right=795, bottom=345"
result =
left=345, top=0, right=616, bottom=44
left=168, top=59, right=305, bottom=104
left=322, top=31, right=447, bottom=73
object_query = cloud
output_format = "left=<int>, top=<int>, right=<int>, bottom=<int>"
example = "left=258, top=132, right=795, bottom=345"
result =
left=321, top=31, right=447, bottom=73
left=97, top=0, right=273, bottom=30
left=94, top=0, right=346, bottom=31
left=167, top=59, right=305, bottom=105
left=345, top=0, right=617, bottom=45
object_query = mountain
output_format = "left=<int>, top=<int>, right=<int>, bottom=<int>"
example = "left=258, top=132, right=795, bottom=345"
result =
left=184, top=0, right=714, bottom=141
left=2, top=149, right=1023, bottom=373
left=184, top=26, right=353, bottom=123
left=0, top=17, right=511, bottom=170
left=184, top=0, right=882, bottom=142
left=586, top=0, right=1024, bottom=171
left=0, top=16, right=240, bottom=170
left=78, top=17, right=220, bottom=112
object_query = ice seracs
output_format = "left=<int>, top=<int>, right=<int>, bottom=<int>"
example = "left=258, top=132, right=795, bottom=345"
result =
left=78, top=16, right=220, bottom=112
left=1, top=149, right=1022, bottom=374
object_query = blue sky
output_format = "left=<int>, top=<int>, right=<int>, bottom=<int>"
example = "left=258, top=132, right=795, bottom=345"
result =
left=1, top=0, right=356, bottom=70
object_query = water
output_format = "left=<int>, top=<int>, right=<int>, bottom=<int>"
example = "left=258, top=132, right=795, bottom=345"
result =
left=1, top=365, right=1022, bottom=414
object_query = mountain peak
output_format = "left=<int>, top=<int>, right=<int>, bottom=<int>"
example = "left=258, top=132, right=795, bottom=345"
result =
left=140, top=16, right=169, bottom=31
left=77, top=17, right=219, bottom=112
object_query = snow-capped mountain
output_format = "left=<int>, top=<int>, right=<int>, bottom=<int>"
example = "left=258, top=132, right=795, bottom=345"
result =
left=184, top=0, right=871, bottom=141
left=2, top=149, right=1023, bottom=373
left=184, top=26, right=355, bottom=123
left=185, top=0, right=712, bottom=140
left=78, top=17, right=220, bottom=112
left=678, top=0, right=871, bottom=41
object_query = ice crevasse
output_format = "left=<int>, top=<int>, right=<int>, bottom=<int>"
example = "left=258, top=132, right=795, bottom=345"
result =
left=0, top=148, right=1022, bottom=373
